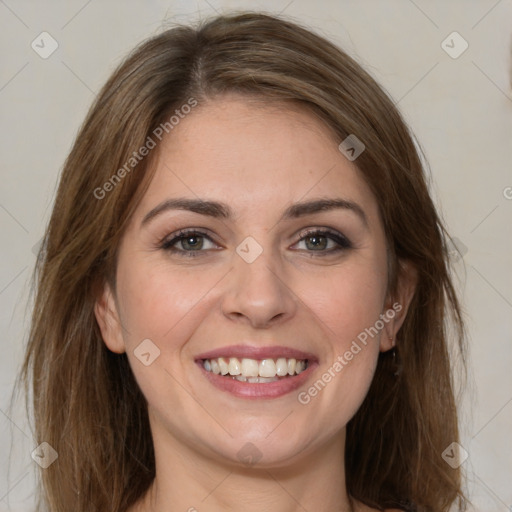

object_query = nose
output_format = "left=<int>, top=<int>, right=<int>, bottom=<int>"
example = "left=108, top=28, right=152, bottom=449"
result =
left=221, top=244, right=297, bottom=329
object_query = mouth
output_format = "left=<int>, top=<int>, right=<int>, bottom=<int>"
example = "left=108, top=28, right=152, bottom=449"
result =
left=194, top=345, right=318, bottom=399
left=200, top=356, right=309, bottom=382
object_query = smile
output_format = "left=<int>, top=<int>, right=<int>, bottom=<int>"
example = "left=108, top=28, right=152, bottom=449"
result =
left=195, top=345, right=318, bottom=399
left=202, top=357, right=308, bottom=382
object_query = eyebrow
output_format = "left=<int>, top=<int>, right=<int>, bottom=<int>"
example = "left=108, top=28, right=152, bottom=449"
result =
left=141, top=197, right=368, bottom=228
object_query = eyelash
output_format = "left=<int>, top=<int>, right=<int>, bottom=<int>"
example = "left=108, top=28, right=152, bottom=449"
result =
left=159, top=228, right=352, bottom=258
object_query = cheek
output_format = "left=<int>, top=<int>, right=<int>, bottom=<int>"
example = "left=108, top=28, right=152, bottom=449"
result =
left=300, top=257, right=388, bottom=347
left=116, top=258, right=223, bottom=344
left=293, top=256, right=387, bottom=419
left=113, top=259, right=214, bottom=410
left=116, top=245, right=388, bottom=353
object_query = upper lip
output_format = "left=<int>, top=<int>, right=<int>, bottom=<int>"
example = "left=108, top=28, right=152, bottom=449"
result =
left=195, top=344, right=317, bottom=362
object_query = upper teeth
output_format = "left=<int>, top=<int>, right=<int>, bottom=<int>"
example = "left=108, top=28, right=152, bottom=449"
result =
left=203, top=357, right=307, bottom=378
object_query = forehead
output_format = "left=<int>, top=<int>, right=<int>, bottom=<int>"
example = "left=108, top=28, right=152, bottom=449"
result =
left=134, top=95, right=380, bottom=224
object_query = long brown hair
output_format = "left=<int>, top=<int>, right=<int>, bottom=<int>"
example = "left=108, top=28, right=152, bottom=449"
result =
left=18, top=12, right=467, bottom=512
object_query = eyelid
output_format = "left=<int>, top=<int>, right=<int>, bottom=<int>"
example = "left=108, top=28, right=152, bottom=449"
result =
left=292, top=227, right=352, bottom=250
left=295, top=226, right=350, bottom=242
left=160, top=228, right=221, bottom=250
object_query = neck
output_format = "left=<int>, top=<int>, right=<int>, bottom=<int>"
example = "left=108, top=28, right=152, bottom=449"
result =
left=133, top=421, right=356, bottom=512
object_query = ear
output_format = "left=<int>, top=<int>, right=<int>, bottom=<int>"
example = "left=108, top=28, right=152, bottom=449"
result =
left=380, top=259, right=418, bottom=352
left=94, top=282, right=126, bottom=354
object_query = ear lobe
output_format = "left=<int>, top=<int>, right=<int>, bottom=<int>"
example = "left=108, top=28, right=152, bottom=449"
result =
left=94, top=283, right=126, bottom=354
left=380, top=259, right=418, bottom=352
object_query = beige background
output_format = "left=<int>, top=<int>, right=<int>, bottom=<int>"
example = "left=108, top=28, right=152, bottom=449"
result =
left=1, top=0, right=511, bottom=510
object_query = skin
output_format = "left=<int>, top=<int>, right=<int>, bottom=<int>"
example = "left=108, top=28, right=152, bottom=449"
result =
left=95, top=94, right=416, bottom=512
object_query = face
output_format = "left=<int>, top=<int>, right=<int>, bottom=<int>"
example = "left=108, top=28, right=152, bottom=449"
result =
left=95, top=94, right=411, bottom=469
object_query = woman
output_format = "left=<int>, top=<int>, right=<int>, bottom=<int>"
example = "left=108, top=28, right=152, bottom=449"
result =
left=20, top=11, right=467, bottom=512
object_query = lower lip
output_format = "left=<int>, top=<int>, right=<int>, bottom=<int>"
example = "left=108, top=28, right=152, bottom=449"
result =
left=196, top=361, right=318, bottom=399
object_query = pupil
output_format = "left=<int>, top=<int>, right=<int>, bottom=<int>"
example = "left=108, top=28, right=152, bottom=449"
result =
left=184, top=236, right=201, bottom=250
left=307, top=235, right=326, bottom=250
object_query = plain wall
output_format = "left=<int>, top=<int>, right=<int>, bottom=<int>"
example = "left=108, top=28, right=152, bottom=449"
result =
left=1, top=1, right=511, bottom=510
